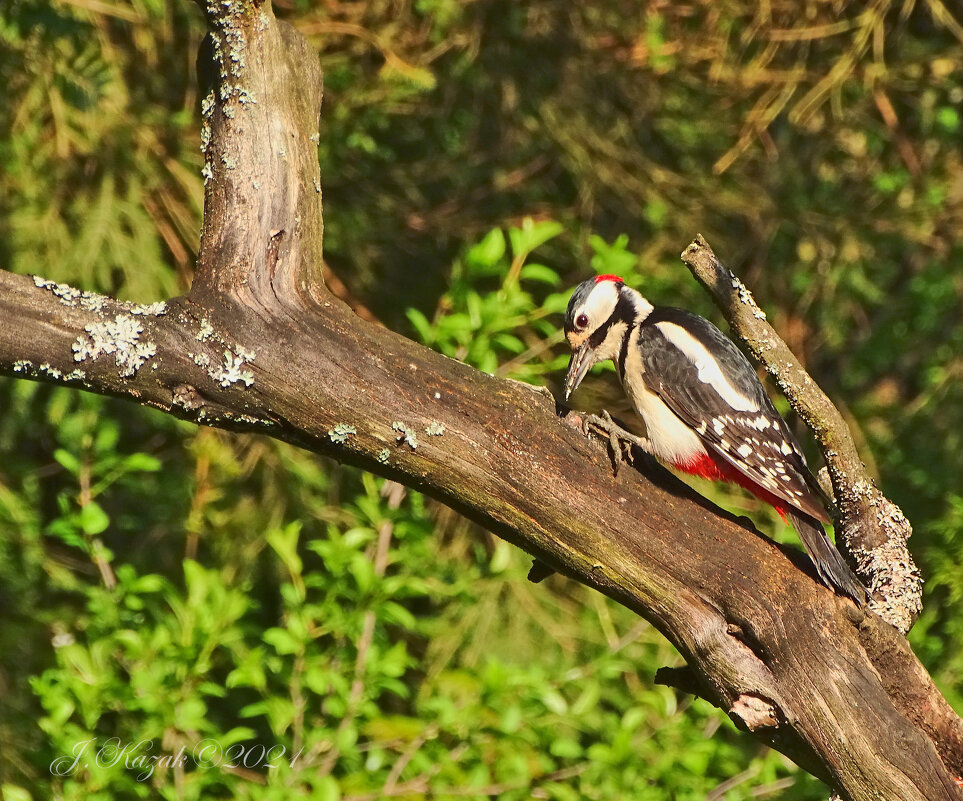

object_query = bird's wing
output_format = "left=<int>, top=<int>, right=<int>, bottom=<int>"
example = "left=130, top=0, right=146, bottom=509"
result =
left=636, top=311, right=829, bottom=522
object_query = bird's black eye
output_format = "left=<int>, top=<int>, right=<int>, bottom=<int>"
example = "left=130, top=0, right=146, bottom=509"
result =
left=576, top=313, right=589, bottom=329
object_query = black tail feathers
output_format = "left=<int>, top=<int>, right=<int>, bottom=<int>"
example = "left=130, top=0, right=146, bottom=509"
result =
left=785, top=509, right=867, bottom=604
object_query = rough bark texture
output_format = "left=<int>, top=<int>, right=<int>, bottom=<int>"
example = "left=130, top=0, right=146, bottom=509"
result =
left=1, top=3, right=961, bottom=799
left=680, top=236, right=923, bottom=634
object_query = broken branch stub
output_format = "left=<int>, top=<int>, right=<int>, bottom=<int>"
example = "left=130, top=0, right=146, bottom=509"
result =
left=680, top=235, right=922, bottom=633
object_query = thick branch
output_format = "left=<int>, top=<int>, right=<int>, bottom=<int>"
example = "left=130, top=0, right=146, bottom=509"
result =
left=681, top=235, right=922, bottom=634
left=193, top=1, right=325, bottom=306
left=1, top=4, right=961, bottom=799
left=4, top=258, right=963, bottom=801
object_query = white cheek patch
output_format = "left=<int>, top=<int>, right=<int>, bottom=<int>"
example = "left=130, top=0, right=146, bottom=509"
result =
left=655, top=322, right=759, bottom=412
left=594, top=320, right=628, bottom=362
left=583, top=280, right=620, bottom=328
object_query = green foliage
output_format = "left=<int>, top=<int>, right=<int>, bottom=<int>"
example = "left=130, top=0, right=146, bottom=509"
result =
left=406, top=219, right=570, bottom=378
left=2, top=0, right=963, bottom=799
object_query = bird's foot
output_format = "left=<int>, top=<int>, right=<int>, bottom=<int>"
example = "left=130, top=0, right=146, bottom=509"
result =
left=582, top=410, right=651, bottom=475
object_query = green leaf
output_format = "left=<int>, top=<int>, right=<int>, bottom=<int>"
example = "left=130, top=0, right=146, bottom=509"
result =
left=122, top=452, right=161, bottom=472
left=542, top=690, right=568, bottom=715
left=379, top=60, right=436, bottom=91
left=313, top=776, right=341, bottom=801
left=542, top=292, right=571, bottom=314
left=47, top=517, right=83, bottom=548
left=508, top=218, right=563, bottom=258
left=174, top=697, right=207, bottom=730
left=0, top=786, right=33, bottom=801
left=550, top=737, right=583, bottom=758
left=520, top=263, right=561, bottom=285
left=53, top=449, right=80, bottom=474
left=266, top=522, right=303, bottom=582
left=406, top=307, right=435, bottom=344
left=93, top=421, right=119, bottom=453
left=620, top=706, right=646, bottom=731
left=263, top=627, right=300, bottom=655
left=465, top=227, right=506, bottom=272
left=489, top=540, right=512, bottom=573
left=79, top=502, right=109, bottom=535
left=936, top=106, right=959, bottom=133
left=589, top=234, right=638, bottom=278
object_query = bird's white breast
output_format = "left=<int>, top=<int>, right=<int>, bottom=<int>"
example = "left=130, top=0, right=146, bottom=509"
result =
left=621, top=330, right=706, bottom=464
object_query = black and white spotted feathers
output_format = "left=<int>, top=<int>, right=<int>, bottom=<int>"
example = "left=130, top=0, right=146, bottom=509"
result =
left=634, top=308, right=829, bottom=523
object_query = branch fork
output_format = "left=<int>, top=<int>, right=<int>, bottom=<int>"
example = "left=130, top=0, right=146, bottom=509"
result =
left=0, top=3, right=957, bottom=799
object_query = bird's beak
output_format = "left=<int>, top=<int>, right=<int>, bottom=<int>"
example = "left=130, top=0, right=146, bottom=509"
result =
left=564, top=340, right=595, bottom=401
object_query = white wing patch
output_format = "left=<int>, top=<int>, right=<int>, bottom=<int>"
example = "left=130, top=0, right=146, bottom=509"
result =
left=655, top=322, right=759, bottom=412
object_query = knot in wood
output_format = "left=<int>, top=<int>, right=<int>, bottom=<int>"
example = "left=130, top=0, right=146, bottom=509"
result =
left=730, top=693, right=779, bottom=731
left=173, top=384, right=203, bottom=411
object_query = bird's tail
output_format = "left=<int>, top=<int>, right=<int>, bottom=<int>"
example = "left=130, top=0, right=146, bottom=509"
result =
left=785, top=508, right=867, bottom=604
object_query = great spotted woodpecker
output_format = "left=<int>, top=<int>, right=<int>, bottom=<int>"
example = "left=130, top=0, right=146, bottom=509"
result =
left=563, top=274, right=866, bottom=603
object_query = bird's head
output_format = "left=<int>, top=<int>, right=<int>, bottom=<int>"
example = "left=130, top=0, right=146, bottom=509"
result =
left=562, top=275, right=651, bottom=400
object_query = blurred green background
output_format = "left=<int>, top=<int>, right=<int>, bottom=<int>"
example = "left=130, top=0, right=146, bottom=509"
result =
left=1, top=0, right=962, bottom=799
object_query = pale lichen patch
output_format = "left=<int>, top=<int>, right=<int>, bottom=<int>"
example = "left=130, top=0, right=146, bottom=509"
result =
left=205, top=2, right=255, bottom=126
left=10, top=360, right=85, bottom=382
left=205, top=348, right=255, bottom=388
left=129, top=301, right=167, bottom=316
left=730, top=274, right=767, bottom=320
left=72, top=315, right=157, bottom=377
left=425, top=421, right=446, bottom=437
left=236, top=413, right=271, bottom=426
left=328, top=423, right=357, bottom=444
left=189, top=351, right=211, bottom=370
left=377, top=448, right=391, bottom=464
left=392, top=421, right=418, bottom=449
left=201, top=90, right=216, bottom=120
left=196, top=318, right=215, bottom=341
left=33, top=275, right=79, bottom=301
left=33, top=275, right=110, bottom=313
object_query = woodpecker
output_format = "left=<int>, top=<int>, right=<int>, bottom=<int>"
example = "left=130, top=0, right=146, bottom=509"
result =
left=563, top=274, right=866, bottom=603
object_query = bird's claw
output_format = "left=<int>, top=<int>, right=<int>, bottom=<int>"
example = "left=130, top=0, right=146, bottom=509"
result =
left=581, top=410, right=650, bottom=475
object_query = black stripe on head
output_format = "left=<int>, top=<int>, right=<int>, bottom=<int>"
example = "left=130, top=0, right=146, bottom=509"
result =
left=588, top=290, right=637, bottom=349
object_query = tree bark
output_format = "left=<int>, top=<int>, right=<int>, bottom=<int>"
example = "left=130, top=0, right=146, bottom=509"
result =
left=1, top=3, right=961, bottom=798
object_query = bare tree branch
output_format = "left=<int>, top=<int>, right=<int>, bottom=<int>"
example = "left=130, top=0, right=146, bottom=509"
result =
left=0, top=3, right=960, bottom=798
left=681, top=235, right=922, bottom=634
